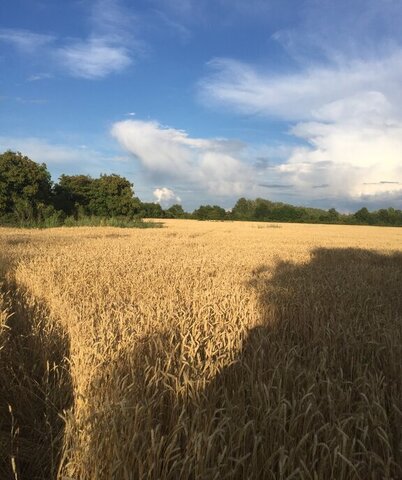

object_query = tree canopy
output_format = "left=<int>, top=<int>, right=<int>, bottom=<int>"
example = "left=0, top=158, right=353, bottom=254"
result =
left=0, top=151, right=52, bottom=221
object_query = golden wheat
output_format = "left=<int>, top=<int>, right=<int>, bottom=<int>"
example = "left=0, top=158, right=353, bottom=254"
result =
left=1, top=220, right=401, bottom=479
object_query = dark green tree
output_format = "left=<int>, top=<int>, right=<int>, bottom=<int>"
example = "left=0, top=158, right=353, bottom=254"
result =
left=0, top=150, right=52, bottom=221
left=54, top=173, right=140, bottom=218
left=193, top=205, right=226, bottom=220
left=327, top=208, right=340, bottom=222
left=354, top=207, right=373, bottom=224
left=53, top=174, right=94, bottom=216
left=232, top=197, right=255, bottom=219
left=166, top=204, right=185, bottom=218
left=254, top=199, right=271, bottom=220
left=140, top=202, right=164, bottom=218
left=89, top=174, right=138, bottom=217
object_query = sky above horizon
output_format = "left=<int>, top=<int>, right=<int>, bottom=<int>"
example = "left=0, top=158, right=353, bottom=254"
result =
left=1, top=0, right=402, bottom=211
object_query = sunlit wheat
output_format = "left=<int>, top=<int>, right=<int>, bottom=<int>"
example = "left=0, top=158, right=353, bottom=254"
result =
left=1, top=220, right=401, bottom=479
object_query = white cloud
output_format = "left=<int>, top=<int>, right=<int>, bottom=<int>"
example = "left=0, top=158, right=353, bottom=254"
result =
left=199, top=54, right=402, bottom=120
left=199, top=54, right=402, bottom=205
left=57, top=38, right=131, bottom=79
left=153, top=187, right=181, bottom=204
left=0, top=136, right=116, bottom=174
left=0, top=28, right=54, bottom=52
left=1, top=1, right=137, bottom=79
left=111, top=119, right=252, bottom=195
left=27, top=73, right=53, bottom=82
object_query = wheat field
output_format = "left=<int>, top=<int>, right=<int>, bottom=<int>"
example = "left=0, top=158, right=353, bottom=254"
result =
left=0, top=220, right=401, bottom=479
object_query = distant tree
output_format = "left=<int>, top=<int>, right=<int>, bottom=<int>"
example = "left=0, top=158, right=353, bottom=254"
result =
left=328, top=207, right=338, bottom=217
left=254, top=199, right=271, bottom=220
left=166, top=204, right=185, bottom=218
left=232, top=198, right=255, bottom=219
left=0, top=150, right=52, bottom=221
left=193, top=205, right=226, bottom=220
left=140, top=202, right=164, bottom=218
left=327, top=208, right=340, bottom=222
left=354, top=207, right=372, bottom=224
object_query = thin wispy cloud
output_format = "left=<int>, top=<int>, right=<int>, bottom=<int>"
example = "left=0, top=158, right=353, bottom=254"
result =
left=57, top=38, right=132, bottom=79
left=56, top=0, right=139, bottom=78
left=0, top=28, right=55, bottom=52
left=1, top=0, right=138, bottom=79
left=26, top=73, right=53, bottom=82
left=199, top=55, right=402, bottom=120
left=0, top=136, right=122, bottom=176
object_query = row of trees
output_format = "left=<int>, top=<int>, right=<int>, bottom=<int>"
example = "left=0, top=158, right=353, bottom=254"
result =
left=235, top=198, right=402, bottom=225
left=1, top=151, right=401, bottom=227
left=0, top=151, right=186, bottom=225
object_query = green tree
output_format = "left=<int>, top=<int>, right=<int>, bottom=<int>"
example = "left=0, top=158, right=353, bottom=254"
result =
left=166, top=204, right=185, bottom=218
left=53, top=174, right=94, bottom=216
left=232, top=198, right=255, bottom=219
left=327, top=208, right=340, bottom=222
left=89, top=174, right=138, bottom=217
left=193, top=205, right=226, bottom=220
left=354, top=207, right=372, bottom=224
left=254, top=199, right=272, bottom=220
left=54, top=173, right=140, bottom=218
left=140, top=202, right=164, bottom=218
left=0, top=150, right=52, bottom=221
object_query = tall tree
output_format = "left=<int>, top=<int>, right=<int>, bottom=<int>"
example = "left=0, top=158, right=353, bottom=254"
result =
left=53, top=174, right=94, bottom=216
left=0, top=151, right=52, bottom=220
left=89, top=174, right=139, bottom=217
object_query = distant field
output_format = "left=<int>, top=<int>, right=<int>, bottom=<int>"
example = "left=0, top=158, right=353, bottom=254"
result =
left=1, top=220, right=401, bottom=479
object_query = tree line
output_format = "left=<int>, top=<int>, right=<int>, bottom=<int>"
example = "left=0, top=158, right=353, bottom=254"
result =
left=1, top=150, right=401, bottom=227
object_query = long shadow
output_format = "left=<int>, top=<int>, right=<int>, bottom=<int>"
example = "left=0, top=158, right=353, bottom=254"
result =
left=0, top=264, right=73, bottom=478
left=71, top=248, right=402, bottom=479
left=203, top=248, right=402, bottom=479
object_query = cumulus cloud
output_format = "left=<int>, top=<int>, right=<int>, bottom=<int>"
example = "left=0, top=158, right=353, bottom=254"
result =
left=111, top=119, right=252, bottom=196
left=199, top=53, right=402, bottom=206
left=153, top=187, right=181, bottom=204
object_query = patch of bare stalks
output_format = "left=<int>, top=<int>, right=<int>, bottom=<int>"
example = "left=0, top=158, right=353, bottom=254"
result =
left=0, top=221, right=401, bottom=479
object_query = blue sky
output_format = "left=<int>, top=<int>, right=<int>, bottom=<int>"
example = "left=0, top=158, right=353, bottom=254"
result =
left=1, top=0, right=402, bottom=211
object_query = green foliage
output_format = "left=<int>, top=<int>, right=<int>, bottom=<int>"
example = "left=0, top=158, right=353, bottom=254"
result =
left=230, top=197, right=402, bottom=226
left=193, top=205, right=227, bottom=220
left=53, top=174, right=93, bottom=216
left=88, top=174, right=140, bottom=217
left=354, top=207, right=372, bottom=224
left=0, top=151, right=52, bottom=221
left=54, top=174, right=141, bottom=218
left=140, top=202, right=163, bottom=218
left=166, top=204, right=185, bottom=218
left=62, top=216, right=161, bottom=228
left=232, top=198, right=255, bottom=219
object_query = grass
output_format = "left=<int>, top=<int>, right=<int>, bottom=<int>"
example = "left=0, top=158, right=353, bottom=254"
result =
left=0, top=220, right=401, bottom=479
left=0, top=215, right=163, bottom=229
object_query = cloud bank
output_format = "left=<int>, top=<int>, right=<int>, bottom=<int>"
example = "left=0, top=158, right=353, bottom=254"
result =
left=198, top=54, right=402, bottom=206
left=111, top=120, right=252, bottom=196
